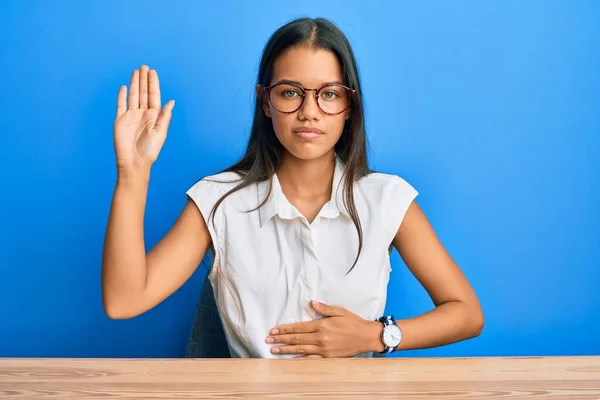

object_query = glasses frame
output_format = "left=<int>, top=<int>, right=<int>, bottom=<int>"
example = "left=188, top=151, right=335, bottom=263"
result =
left=261, top=82, right=357, bottom=115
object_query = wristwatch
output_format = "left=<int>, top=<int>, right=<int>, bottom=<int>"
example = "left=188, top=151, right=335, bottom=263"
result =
left=377, top=315, right=402, bottom=354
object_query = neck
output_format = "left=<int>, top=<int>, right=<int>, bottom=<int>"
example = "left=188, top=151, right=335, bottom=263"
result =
left=276, top=151, right=336, bottom=198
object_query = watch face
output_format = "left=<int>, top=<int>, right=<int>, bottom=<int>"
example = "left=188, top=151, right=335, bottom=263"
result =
left=382, top=324, right=402, bottom=347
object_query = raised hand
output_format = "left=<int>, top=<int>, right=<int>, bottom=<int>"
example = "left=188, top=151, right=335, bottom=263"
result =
left=113, top=65, right=175, bottom=171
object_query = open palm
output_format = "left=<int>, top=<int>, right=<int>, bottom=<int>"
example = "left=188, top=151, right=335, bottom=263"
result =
left=113, top=65, right=175, bottom=169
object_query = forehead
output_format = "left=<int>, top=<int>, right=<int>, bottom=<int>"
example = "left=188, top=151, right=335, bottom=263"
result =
left=271, top=46, right=343, bottom=86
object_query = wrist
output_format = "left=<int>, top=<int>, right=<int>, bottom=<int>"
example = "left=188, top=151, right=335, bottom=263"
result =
left=362, top=320, right=385, bottom=353
left=116, top=163, right=151, bottom=185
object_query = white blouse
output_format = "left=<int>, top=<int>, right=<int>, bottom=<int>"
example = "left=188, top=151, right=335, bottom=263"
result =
left=186, top=158, right=418, bottom=358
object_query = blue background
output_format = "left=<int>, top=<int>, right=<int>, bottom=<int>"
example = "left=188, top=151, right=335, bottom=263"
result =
left=1, top=1, right=598, bottom=358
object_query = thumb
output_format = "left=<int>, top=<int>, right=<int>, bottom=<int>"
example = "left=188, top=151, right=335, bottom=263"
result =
left=155, top=100, right=175, bottom=133
left=311, top=300, right=345, bottom=317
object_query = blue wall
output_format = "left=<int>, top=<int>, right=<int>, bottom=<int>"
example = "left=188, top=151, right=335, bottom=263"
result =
left=1, top=1, right=598, bottom=358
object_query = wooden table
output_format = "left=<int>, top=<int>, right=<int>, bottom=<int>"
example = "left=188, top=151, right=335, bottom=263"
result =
left=1, top=356, right=599, bottom=399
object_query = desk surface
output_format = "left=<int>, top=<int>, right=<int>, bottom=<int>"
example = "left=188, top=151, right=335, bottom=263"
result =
left=1, top=356, right=599, bottom=399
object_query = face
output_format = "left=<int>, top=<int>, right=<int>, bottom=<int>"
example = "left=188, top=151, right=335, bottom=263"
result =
left=257, top=46, right=351, bottom=162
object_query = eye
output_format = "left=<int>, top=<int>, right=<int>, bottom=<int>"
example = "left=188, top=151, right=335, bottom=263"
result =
left=281, top=89, right=300, bottom=98
left=319, top=87, right=343, bottom=101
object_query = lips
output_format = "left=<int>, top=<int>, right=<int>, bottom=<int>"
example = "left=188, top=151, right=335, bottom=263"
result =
left=292, top=127, right=323, bottom=139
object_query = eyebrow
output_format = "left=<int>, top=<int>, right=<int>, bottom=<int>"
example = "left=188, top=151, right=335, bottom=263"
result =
left=273, top=79, right=345, bottom=87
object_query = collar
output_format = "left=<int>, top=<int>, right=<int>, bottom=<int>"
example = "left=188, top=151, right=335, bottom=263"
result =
left=257, top=157, right=350, bottom=227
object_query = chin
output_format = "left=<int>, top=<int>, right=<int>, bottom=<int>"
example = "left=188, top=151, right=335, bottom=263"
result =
left=282, top=144, right=333, bottom=161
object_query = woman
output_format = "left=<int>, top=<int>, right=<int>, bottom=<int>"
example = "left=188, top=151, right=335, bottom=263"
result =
left=102, top=17, right=484, bottom=359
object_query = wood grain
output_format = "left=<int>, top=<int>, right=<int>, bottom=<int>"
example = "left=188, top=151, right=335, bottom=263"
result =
left=0, top=356, right=599, bottom=399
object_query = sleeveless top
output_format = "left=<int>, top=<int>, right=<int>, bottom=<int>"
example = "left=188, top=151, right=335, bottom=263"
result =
left=186, top=158, right=418, bottom=358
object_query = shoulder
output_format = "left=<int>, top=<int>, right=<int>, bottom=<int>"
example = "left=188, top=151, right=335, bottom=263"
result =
left=188, top=171, right=244, bottom=196
left=185, top=170, right=252, bottom=219
left=355, top=171, right=419, bottom=240
left=355, top=171, right=418, bottom=202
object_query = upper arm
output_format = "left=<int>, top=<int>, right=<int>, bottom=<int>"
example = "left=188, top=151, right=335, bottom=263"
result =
left=392, top=200, right=481, bottom=309
left=139, top=198, right=212, bottom=313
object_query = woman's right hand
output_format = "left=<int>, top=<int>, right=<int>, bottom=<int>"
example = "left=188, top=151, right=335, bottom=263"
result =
left=113, top=65, right=175, bottom=172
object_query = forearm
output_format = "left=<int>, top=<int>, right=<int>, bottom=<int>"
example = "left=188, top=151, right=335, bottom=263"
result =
left=364, top=301, right=484, bottom=353
left=101, top=167, right=151, bottom=314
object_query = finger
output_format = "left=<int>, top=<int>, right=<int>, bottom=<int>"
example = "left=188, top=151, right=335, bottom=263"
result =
left=311, top=300, right=346, bottom=317
left=266, top=333, right=320, bottom=345
left=148, top=69, right=161, bottom=110
left=270, top=320, right=319, bottom=335
left=128, top=70, right=139, bottom=109
left=294, top=354, right=324, bottom=359
left=116, top=85, right=127, bottom=118
left=155, top=100, right=175, bottom=133
left=272, top=345, right=320, bottom=356
left=139, top=65, right=149, bottom=109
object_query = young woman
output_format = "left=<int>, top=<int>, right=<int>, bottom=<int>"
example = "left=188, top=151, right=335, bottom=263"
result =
left=102, top=17, right=484, bottom=359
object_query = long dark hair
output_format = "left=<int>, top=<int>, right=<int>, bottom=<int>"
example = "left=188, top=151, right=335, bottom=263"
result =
left=209, top=17, right=372, bottom=273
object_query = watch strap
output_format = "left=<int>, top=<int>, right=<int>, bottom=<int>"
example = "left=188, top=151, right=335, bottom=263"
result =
left=377, top=315, right=399, bottom=354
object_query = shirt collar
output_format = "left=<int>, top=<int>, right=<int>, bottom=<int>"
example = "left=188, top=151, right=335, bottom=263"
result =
left=257, top=157, right=349, bottom=227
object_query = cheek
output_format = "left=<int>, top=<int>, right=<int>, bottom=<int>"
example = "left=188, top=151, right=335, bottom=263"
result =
left=331, top=117, right=347, bottom=137
left=324, top=117, right=347, bottom=144
left=270, top=113, right=293, bottom=139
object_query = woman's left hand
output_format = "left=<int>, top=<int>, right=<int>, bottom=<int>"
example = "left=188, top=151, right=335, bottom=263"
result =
left=266, top=300, right=384, bottom=358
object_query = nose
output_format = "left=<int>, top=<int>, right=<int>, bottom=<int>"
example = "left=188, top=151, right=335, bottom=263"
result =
left=298, top=90, right=320, bottom=120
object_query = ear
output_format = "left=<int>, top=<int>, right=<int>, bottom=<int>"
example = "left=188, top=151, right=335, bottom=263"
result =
left=256, top=84, right=271, bottom=118
left=344, top=108, right=351, bottom=120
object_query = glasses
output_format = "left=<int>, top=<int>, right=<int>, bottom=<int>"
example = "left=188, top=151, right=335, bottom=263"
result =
left=261, top=82, right=356, bottom=115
